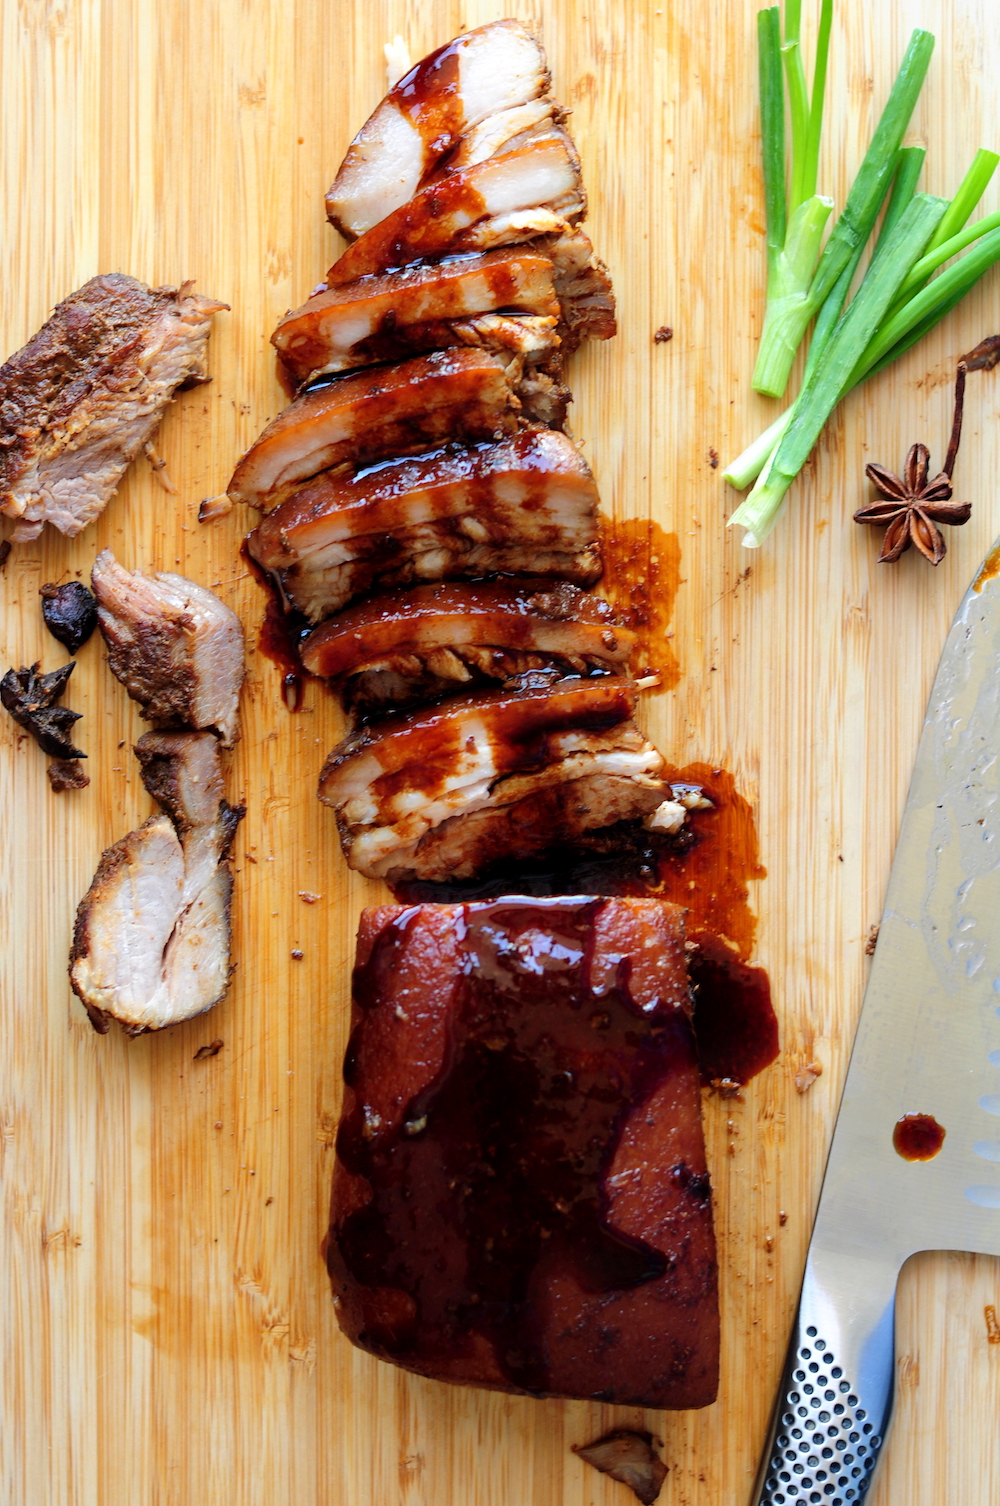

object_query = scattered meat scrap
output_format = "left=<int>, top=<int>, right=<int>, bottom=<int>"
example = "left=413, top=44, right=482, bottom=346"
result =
left=47, top=759, right=90, bottom=792
left=573, top=1431, right=669, bottom=1505
left=92, top=549, right=245, bottom=746
left=1, top=661, right=85, bottom=758
left=40, top=580, right=98, bottom=654
left=328, top=898, right=719, bottom=1406
left=70, top=730, right=244, bottom=1035
left=0, top=275, right=226, bottom=541
left=194, top=1038, right=224, bottom=1060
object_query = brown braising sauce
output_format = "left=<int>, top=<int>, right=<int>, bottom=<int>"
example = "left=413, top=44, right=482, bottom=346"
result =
left=240, top=538, right=310, bottom=712
left=893, top=1113, right=946, bottom=1161
left=598, top=517, right=682, bottom=688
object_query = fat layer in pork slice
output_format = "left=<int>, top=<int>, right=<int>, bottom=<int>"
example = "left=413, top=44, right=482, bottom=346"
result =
left=228, top=349, right=520, bottom=512
left=300, top=579, right=635, bottom=712
left=273, top=248, right=560, bottom=384
left=247, top=429, right=601, bottom=620
left=317, top=677, right=666, bottom=881
left=327, top=21, right=551, bottom=238
left=69, top=732, right=243, bottom=1035
left=325, top=141, right=584, bottom=288
left=0, top=275, right=227, bottom=541
left=92, top=549, right=245, bottom=746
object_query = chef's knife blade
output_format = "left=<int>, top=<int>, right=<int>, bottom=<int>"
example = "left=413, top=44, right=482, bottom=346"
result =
left=751, top=540, right=1000, bottom=1506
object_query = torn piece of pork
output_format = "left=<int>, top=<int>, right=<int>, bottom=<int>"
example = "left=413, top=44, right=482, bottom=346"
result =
left=317, top=676, right=667, bottom=881
left=300, top=579, right=636, bottom=713
left=328, top=896, right=719, bottom=1407
left=247, top=429, right=602, bottom=620
left=92, top=549, right=245, bottom=747
left=325, top=140, right=584, bottom=288
left=326, top=21, right=551, bottom=238
left=542, top=228, right=617, bottom=351
left=0, top=275, right=226, bottom=541
left=272, top=248, right=560, bottom=385
left=228, top=349, right=520, bottom=512
left=69, top=731, right=243, bottom=1035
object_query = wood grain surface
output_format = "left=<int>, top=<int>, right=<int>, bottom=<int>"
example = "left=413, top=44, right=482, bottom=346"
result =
left=2, top=1, right=1000, bottom=1502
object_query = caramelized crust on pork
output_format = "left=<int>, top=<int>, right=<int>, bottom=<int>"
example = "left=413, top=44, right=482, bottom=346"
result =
left=317, top=677, right=666, bottom=881
left=300, top=579, right=635, bottom=712
left=542, top=228, right=617, bottom=350
left=247, top=430, right=602, bottom=620
left=92, top=550, right=245, bottom=746
left=69, top=732, right=243, bottom=1035
left=227, top=350, right=521, bottom=512
left=326, top=21, right=552, bottom=238
left=0, top=275, right=226, bottom=541
left=325, top=140, right=584, bottom=288
left=329, top=897, right=719, bottom=1407
left=272, top=248, right=560, bottom=384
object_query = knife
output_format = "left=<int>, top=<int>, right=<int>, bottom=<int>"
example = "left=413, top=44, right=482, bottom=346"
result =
left=750, top=540, right=1000, bottom=1506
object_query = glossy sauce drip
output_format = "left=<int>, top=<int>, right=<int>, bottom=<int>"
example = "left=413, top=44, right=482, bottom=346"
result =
left=336, top=901, right=697, bottom=1391
left=241, top=537, right=311, bottom=712
left=893, top=1113, right=946, bottom=1161
left=598, top=517, right=681, bottom=687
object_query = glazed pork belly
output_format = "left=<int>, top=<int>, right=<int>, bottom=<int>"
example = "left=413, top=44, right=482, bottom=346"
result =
left=92, top=550, right=245, bottom=747
left=317, top=676, right=668, bottom=882
left=247, top=430, right=601, bottom=621
left=0, top=275, right=226, bottom=541
left=227, top=350, right=520, bottom=512
left=300, top=579, right=635, bottom=713
left=328, top=896, right=719, bottom=1407
left=272, top=248, right=560, bottom=385
left=326, top=140, right=584, bottom=289
left=327, top=20, right=552, bottom=238
left=69, top=732, right=243, bottom=1035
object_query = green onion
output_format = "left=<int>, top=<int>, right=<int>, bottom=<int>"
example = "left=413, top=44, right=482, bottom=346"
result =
left=731, top=194, right=947, bottom=545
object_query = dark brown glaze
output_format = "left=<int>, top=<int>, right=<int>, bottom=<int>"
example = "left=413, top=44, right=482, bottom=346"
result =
left=240, top=535, right=311, bottom=713
left=299, top=579, right=634, bottom=711
left=391, top=32, right=465, bottom=173
left=328, top=897, right=719, bottom=1407
left=273, top=249, right=559, bottom=384
left=326, top=141, right=581, bottom=288
left=599, top=517, right=682, bottom=687
left=227, top=350, right=520, bottom=511
left=893, top=1113, right=946, bottom=1161
left=686, top=931, right=778, bottom=1085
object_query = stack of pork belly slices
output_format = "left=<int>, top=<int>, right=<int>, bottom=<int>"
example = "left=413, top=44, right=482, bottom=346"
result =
left=69, top=551, right=246, bottom=1036
left=234, top=20, right=687, bottom=885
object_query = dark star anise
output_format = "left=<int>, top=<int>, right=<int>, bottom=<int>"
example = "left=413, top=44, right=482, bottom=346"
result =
left=854, top=335, right=1000, bottom=565
left=0, top=660, right=86, bottom=758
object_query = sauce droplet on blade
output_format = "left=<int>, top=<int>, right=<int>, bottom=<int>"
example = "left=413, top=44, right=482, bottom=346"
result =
left=893, top=1112, right=945, bottom=1161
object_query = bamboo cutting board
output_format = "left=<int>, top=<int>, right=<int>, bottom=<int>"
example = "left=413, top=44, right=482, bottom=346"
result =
left=3, top=1, right=1000, bottom=1502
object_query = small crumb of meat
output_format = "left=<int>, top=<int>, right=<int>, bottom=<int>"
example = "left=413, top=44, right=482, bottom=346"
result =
left=654, top=326, right=673, bottom=342
left=794, top=1060, right=823, bottom=1094
left=865, top=924, right=880, bottom=955
left=572, top=1430, right=668, bottom=1505
left=194, top=1038, right=224, bottom=1060
left=47, top=758, right=91, bottom=792
left=198, top=494, right=233, bottom=523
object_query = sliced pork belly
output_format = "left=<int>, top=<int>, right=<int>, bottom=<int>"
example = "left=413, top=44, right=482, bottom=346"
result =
left=317, top=676, right=667, bottom=881
left=325, top=140, right=584, bottom=288
left=0, top=275, right=226, bottom=541
left=92, top=550, right=245, bottom=746
left=327, top=21, right=551, bottom=238
left=69, top=731, right=243, bottom=1035
left=329, top=896, right=719, bottom=1407
left=300, top=579, right=635, bottom=712
left=228, top=350, right=519, bottom=512
left=544, top=228, right=617, bottom=351
left=272, top=248, right=560, bottom=385
left=247, top=430, right=601, bottom=620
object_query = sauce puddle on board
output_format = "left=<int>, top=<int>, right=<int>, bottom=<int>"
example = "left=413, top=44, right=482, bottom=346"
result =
left=599, top=516, right=682, bottom=688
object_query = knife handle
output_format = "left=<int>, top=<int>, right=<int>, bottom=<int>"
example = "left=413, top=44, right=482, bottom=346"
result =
left=749, top=1253, right=901, bottom=1506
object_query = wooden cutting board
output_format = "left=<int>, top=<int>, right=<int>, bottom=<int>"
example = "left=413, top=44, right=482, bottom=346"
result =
left=3, top=1, right=1000, bottom=1501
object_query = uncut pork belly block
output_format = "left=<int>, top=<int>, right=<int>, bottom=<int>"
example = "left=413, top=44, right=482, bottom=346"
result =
left=272, top=248, right=561, bottom=386
left=0, top=274, right=226, bottom=541
left=326, top=20, right=553, bottom=238
left=92, top=550, right=245, bottom=746
left=247, top=429, right=602, bottom=620
left=328, top=896, right=719, bottom=1408
left=227, top=349, right=520, bottom=512
left=317, top=676, right=667, bottom=882
left=325, top=139, right=584, bottom=289
left=69, top=731, right=244, bottom=1035
left=300, top=579, right=636, bottom=713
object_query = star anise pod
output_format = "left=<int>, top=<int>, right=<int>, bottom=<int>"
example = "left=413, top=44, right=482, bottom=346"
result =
left=0, top=661, right=86, bottom=758
left=854, top=335, right=1000, bottom=565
